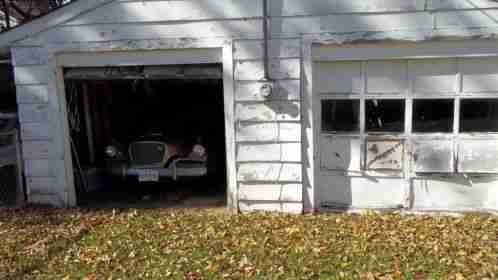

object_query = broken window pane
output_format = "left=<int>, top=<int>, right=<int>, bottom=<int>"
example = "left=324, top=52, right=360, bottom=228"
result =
left=366, top=99, right=405, bottom=133
left=321, top=100, right=360, bottom=133
left=413, top=99, right=454, bottom=133
left=460, top=99, right=498, bottom=132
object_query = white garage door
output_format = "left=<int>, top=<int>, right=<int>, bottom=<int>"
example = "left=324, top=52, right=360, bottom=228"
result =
left=313, top=57, right=498, bottom=210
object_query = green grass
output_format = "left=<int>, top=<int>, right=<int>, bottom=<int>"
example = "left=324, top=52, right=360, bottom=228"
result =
left=0, top=208, right=496, bottom=279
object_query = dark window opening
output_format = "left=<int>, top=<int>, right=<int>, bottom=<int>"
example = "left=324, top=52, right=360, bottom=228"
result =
left=321, top=100, right=360, bottom=133
left=366, top=99, right=405, bottom=133
left=0, top=63, right=16, bottom=112
left=0, top=63, right=17, bottom=133
left=460, top=99, right=498, bottom=132
left=413, top=99, right=454, bottom=133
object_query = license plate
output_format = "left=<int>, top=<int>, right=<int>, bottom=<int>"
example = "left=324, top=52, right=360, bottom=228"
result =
left=138, top=170, right=159, bottom=182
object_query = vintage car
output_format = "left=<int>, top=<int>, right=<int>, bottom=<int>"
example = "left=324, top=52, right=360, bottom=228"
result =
left=104, top=133, right=208, bottom=182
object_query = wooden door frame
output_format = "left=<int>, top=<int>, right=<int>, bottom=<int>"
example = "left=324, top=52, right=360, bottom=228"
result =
left=48, top=39, right=237, bottom=211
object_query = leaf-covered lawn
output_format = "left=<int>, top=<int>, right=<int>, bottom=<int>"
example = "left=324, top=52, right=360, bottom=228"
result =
left=0, top=208, right=496, bottom=279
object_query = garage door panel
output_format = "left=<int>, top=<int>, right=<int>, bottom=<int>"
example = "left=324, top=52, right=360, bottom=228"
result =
left=320, top=135, right=361, bottom=171
left=412, top=139, right=454, bottom=173
left=412, top=177, right=498, bottom=210
left=365, top=139, right=404, bottom=171
left=461, top=57, right=498, bottom=93
left=317, top=175, right=406, bottom=209
left=458, top=139, right=498, bottom=173
left=366, top=60, right=407, bottom=94
left=314, top=53, right=498, bottom=212
left=314, top=62, right=362, bottom=94
left=409, top=59, right=457, bottom=94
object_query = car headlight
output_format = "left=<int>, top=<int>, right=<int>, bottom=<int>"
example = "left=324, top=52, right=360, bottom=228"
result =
left=189, top=144, right=207, bottom=159
left=105, top=146, right=118, bottom=158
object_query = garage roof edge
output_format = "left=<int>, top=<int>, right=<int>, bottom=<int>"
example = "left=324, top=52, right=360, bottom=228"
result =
left=0, top=0, right=115, bottom=53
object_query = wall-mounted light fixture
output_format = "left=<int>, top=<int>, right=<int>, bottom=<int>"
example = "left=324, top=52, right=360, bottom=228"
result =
left=260, top=83, right=273, bottom=99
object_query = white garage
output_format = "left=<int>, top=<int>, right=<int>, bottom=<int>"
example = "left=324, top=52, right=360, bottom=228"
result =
left=1, top=0, right=498, bottom=213
left=309, top=41, right=498, bottom=212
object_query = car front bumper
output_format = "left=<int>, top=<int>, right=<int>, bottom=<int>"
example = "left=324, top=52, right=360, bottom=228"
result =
left=107, top=163, right=208, bottom=181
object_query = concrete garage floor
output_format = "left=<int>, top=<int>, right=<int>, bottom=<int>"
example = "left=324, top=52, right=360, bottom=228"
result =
left=78, top=180, right=226, bottom=209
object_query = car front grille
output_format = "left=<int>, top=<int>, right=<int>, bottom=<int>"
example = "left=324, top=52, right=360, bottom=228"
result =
left=129, top=142, right=167, bottom=166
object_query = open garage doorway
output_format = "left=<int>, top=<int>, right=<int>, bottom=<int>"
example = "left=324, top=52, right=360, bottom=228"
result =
left=0, top=59, right=24, bottom=207
left=63, top=64, right=227, bottom=208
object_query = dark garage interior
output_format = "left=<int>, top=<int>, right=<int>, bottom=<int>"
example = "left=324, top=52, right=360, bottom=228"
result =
left=63, top=64, right=227, bottom=208
left=0, top=61, right=21, bottom=206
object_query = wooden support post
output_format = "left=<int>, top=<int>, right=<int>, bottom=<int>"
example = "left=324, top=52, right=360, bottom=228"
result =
left=82, top=83, right=95, bottom=164
left=14, top=130, right=25, bottom=207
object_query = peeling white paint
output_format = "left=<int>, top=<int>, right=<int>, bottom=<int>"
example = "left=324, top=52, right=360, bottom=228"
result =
left=412, top=139, right=454, bottom=173
left=412, top=176, right=498, bottom=211
left=2, top=0, right=498, bottom=213
left=458, top=140, right=498, bottom=173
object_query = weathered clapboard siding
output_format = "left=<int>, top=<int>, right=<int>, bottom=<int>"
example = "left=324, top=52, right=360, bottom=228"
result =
left=234, top=39, right=303, bottom=211
left=239, top=184, right=303, bottom=202
left=21, top=20, right=263, bottom=45
left=235, top=80, right=300, bottom=101
left=18, top=104, right=50, bottom=123
left=11, top=47, right=48, bottom=66
left=271, top=0, right=498, bottom=17
left=28, top=193, right=65, bottom=207
left=236, top=122, right=301, bottom=142
left=26, top=177, right=59, bottom=195
left=235, top=102, right=301, bottom=122
left=24, top=159, right=64, bottom=177
left=16, top=85, right=49, bottom=104
left=21, top=123, right=52, bottom=140
left=234, top=59, right=300, bottom=81
left=238, top=163, right=302, bottom=182
left=231, top=25, right=303, bottom=211
left=234, top=39, right=301, bottom=60
left=435, top=10, right=498, bottom=29
left=5, top=0, right=498, bottom=213
left=237, top=143, right=301, bottom=162
left=270, top=13, right=434, bottom=37
left=65, top=0, right=263, bottom=25
left=270, top=0, right=425, bottom=16
left=22, top=141, right=55, bottom=159
left=9, top=46, right=68, bottom=207
left=6, top=0, right=497, bottom=48
left=239, top=201, right=303, bottom=214
left=14, top=65, right=49, bottom=85
left=429, top=0, right=498, bottom=10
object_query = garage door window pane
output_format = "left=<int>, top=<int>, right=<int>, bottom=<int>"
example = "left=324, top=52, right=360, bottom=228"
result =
left=413, top=99, right=454, bottom=133
left=460, top=99, right=498, bottom=132
left=322, top=100, right=360, bottom=133
left=366, top=100, right=405, bottom=133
